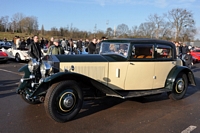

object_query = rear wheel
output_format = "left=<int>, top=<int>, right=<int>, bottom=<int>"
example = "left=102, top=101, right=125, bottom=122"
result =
left=44, top=80, right=83, bottom=122
left=15, top=53, right=21, bottom=62
left=168, top=73, right=188, bottom=100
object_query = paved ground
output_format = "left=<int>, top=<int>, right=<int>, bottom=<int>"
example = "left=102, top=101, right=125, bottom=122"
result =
left=0, top=60, right=200, bottom=133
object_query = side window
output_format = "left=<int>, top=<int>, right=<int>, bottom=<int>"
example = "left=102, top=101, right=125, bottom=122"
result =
left=131, top=44, right=154, bottom=59
left=156, top=44, right=173, bottom=59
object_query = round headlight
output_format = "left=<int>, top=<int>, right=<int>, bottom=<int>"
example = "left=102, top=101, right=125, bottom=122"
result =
left=40, top=62, right=52, bottom=77
left=28, top=59, right=39, bottom=73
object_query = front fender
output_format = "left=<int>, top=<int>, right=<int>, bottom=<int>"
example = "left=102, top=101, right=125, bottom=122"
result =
left=29, top=72, right=91, bottom=98
left=29, top=72, right=124, bottom=99
left=18, top=64, right=31, bottom=78
left=165, top=65, right=196, bottom=90
left=43, top=72, right=73, bottom=82
left=16, top=65, right=31, bottom=93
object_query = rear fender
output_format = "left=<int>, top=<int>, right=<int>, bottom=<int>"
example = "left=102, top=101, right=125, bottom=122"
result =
left=165, top=66, right=196, bottom=90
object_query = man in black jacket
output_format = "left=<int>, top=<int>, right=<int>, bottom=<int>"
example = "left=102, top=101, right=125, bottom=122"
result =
left=184, top=49, right=193, bottom=69
left=77, top=39, right=83, bottom=54
left=88, top=38, right=97, bottom=54
left=28, top=35, right=42, bottom=61
left=181, top=43, right=189, bottom=61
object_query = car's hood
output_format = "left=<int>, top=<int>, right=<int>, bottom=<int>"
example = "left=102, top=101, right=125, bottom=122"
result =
left=43, top=54, right=127, bottom=62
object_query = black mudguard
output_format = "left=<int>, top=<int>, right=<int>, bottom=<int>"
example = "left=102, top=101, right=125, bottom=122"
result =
left=29, top=72, right=124, bottom=99
left=16, top=65, right=31, bottom=93
left=165, top=65, right=196, bottom=90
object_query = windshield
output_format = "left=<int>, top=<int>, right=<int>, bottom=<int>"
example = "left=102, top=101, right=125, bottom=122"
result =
left=100, top=42, right=130, bottom=57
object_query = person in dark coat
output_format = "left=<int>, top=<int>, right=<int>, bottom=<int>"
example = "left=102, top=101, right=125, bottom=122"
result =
left=84, top=39, right=90, bottom=47
left=19, top=38, right=26, bottom=50
left=95, top=39, right=101, bottom=54
left=77, top=39, right=83, bottom=54
left=181, top=43, right=189, bottom=61
left=28, top=35, right=42, bottom=61
left=26, top=37, right=31, bottom=46
left=40, top=37, right=44, bottom=49
left=184, top=49, right=193, bottom=69
left=88, top=38, right=97, bottom=54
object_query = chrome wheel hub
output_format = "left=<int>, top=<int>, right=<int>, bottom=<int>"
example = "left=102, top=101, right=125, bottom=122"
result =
left=176, top=79, right=184, bottom=93
left=59, top=92, right=76, bottom=112
left=63, top=95, right=74, bottom=108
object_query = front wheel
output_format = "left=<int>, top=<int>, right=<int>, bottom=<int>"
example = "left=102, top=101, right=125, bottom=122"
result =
left=168, top=73, right=188, bottom=100
left=44, top=80, right=83, bottom=123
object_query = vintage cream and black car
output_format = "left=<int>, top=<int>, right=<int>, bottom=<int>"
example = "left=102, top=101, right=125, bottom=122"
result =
left=17, top=38, right=196, bottom=122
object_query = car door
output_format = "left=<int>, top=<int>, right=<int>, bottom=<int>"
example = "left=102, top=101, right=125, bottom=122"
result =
left=153, top=44, right=175, bottom=89
left=107, top=62, right=129, bottom=90
left=125, top=62, right=155, bottom=90
left=125, top=43, right=155, bottom=90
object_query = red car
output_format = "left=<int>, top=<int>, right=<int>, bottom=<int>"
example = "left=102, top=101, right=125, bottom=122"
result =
left=191, top=49, right=200, bottom=63
left=0, top=50, right=8, bottom=63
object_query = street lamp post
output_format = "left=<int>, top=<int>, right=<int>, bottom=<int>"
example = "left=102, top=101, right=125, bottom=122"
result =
left=94, top=24, right=96, bottom=38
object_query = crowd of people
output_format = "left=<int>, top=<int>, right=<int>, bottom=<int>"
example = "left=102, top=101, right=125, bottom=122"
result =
left=3, top=35, right=108, bottom=61
left=172, top=41, right=193, bottom=68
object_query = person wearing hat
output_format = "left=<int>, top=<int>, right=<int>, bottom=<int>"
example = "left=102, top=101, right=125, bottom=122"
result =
left=47, top=39, right=64, bottom=55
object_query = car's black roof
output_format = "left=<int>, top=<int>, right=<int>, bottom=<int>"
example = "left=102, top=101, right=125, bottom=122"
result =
left=102, top=38, right=174, bottom=46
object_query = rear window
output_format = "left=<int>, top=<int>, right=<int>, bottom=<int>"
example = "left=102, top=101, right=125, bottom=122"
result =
left=131, top=44, right=154, bottom=59
left=156, top=44, right=173, bottom=59
left=130, top=43, right=173, bottom=59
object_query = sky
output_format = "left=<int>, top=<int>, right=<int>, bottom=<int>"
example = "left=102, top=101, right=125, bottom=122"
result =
left=1, top=0, right=200, bottom=39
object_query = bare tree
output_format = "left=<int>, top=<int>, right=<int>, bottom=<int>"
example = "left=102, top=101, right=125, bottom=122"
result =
left=166, top=8, right=195, bottom=41
left=106, top=27, right=113, bottom=38
left=20, top=16, right=38, bottom=34
left=96, top=30, right=105, bottom=39
left=147, top=14, right=164, bottom=39
left=180, top=25, right=196, bottom=41
left=50, top=27, right=58, bottom=36
left=159, top=22, right=173, bottom=40
left=116, top=23, right=129, bottom=37
left=0, top=16, right=9, bottom=32
left=138, top=22, right=155, bottom=38
left=11, top=13, right=25, bottom=32
left=60, top=27, right=64, bottom=36
left=131, top=26, right=138, bottom=37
